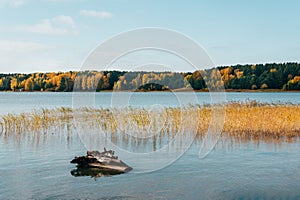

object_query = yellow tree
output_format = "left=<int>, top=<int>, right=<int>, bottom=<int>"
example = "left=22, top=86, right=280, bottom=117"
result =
left=10, top=78, right=18, bottom=91
left=0, top=79, right=4, bottom=90
left=25, top=78, right=34, bottom=91
left=81, top=75, right=87, bottom=90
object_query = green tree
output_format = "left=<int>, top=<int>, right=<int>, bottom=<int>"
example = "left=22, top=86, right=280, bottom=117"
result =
left=56, top=76, right=66, bottom=91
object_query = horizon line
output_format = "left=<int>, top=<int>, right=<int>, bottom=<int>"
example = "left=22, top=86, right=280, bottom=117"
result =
left=1, top=61, right=299, bottom=74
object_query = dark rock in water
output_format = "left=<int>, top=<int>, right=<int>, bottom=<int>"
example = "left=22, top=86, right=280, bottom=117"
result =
left=70, top=148, right=132, bottom=174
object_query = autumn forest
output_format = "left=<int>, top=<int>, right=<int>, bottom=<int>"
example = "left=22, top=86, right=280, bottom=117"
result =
left=1, top=62, right=300, bottom=92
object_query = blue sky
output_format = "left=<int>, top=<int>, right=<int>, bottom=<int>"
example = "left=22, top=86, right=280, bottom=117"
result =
left=0, top=0, right=300, bottom=73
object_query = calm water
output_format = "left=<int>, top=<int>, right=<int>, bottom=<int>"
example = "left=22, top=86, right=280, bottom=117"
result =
left=0, top=92, right=300, bottom=115
left=0, top=92, right=300, bottom=199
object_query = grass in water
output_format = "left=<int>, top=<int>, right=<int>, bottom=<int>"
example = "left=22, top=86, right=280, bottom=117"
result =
left=1, top=101, right=300, bottom=143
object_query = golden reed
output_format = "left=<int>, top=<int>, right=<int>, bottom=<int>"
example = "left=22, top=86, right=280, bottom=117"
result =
left=1, top=101, right=300, bottom=142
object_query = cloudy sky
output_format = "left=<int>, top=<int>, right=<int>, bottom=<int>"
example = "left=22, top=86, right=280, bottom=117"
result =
left=0, top=0, right=300, bottom=73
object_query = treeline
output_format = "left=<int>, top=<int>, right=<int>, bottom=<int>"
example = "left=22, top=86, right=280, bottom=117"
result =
left=0, top=71, right=125, bottom=92
left=218, top=62, right=300, bottom=90
left=1, top=62, right=300, bottom=92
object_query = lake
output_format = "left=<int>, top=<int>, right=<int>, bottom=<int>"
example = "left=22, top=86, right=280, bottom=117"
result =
left=0, top=92, right=300, bottom=199
left=1, top=92, right=300, bottom=115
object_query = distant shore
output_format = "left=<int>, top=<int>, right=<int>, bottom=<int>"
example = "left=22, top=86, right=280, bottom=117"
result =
left=1, top=89, right=300, bottom=93
left=2, top=63, right=300, bottom=92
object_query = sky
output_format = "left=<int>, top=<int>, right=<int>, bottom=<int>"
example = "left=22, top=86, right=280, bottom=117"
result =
left=0, top=0, right=300, bottom=73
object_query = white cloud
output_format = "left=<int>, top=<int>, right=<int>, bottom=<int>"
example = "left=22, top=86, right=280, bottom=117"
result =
left=0, top=0, right=26, bottom=7
left=14, top=15, right=76, bottom=35
left=0, top=40, right=82, bottom=73
left=16, top=20, right=68, bottom=35
left=44, top=0, right=66, bottom=1
left=0, top=0, right=84, bottom=7
left=0, top=40, right=48, bottom=52
left=11, top=0, right=25, bottom=6
left=80, top=10, right=113, bottom=18
left=0, top=40, right=54, bottom=72
left=53, top=15, right=75, bottom=28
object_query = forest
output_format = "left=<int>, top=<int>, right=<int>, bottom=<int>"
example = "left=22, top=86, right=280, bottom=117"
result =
left=1, top=62, right=300, bottom=92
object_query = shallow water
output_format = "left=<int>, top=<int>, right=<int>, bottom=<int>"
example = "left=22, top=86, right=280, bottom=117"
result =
left=1, top=92, right=300, bottom=199
left=1, top=131, right=300, bottom=199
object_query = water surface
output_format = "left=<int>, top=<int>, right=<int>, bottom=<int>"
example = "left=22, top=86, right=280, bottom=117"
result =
left=1, top=92, right=300, bottom=115
left=0, top=92, right=300, bottom=199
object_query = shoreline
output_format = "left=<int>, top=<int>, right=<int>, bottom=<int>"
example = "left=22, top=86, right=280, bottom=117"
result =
left=1, top=89, right=300, bottom=93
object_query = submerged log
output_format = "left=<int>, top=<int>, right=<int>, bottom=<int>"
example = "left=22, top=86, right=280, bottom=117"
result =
left=70, top=148, right=132, bottom=173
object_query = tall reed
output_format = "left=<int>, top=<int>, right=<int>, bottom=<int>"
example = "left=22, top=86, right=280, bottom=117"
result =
left=1, top=101, right=300, bottom=142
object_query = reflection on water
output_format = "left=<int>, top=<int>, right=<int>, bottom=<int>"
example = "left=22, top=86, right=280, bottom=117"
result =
left=71, top=167, right=124, bottom=179
left=2, top=102, right=300, bottom=153
left=1, top=128, right=300, bottom=199
left=2, top=123, right=299, bottom=152
left=1, top=92, right=300, bottom=199
left=1, top=106, right=300, bottom=197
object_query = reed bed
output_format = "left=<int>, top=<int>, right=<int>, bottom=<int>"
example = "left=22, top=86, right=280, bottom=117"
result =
left=1, top=101, right=300, bottom=143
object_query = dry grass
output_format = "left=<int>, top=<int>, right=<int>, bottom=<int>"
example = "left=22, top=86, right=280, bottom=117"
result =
left=223, top=101, right=300, bottom=139
left=1, top=101, right=300, bottom=143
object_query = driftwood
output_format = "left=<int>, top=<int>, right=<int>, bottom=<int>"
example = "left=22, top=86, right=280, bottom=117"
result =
left=70, top=148, right=132, bottom=174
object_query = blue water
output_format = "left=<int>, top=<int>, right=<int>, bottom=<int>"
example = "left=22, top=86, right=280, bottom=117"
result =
left=0, top=92, right=300, bottom=199
left=0, top=92, right=300, bottom=115
left=1, top=133, right=299, bottom=199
